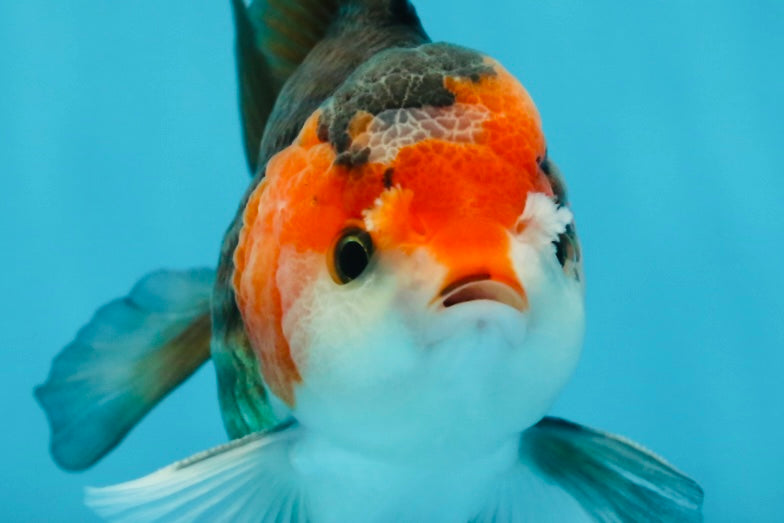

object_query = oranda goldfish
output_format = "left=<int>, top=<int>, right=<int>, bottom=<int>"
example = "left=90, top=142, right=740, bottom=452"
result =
left=36, top=0, right=703, bottom=521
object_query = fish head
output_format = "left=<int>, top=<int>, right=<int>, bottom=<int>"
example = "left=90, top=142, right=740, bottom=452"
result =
left=233, top=49, right=584, bottom=455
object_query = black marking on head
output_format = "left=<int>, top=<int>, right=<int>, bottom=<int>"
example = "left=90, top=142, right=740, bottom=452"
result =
left=383, top=168, right=394, bottom=189
left=335, top=147, right=371, bottom=166
left=538, top=149, right=549, bottom=171
left=536, top=155, right=581, bottom=277
left=251, top=1, right=429, bottom=172
left=554, top=231, right=571, bottom=267
left=553, top=223, right=580, bottom=268
left=539, top=154, right=568, bottom=206
left=319, top=43, right=495, bottom=167
left=316, top=113, right=330, bottom=143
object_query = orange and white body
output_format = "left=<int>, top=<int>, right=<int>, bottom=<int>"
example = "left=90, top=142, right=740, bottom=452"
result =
left=36, top=2, right=702, bottom=521
left=233, top=58, right=584, bottom=462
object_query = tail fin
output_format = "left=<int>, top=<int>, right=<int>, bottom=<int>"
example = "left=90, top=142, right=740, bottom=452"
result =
left=232, top=0, right=428, bottom=173
left=523, top=417, right=704, bottom=522
left=35, top=269, right=215, bottom=471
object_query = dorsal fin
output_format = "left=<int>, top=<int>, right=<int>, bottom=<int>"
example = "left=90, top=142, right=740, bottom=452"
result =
left=248, top=0, right=342, bottom=83
left=232, top=0, right=429, bottom=174
left=232, top=0, right=343, bottom=173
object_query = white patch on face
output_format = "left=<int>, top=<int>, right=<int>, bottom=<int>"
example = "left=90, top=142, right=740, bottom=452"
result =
left=276, top=193, right=584, bottom=462
left=278, top=247, right=424, bottom=393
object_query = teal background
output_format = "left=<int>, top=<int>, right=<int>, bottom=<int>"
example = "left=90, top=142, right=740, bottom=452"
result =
left=1, top=1, right=782, bottom=521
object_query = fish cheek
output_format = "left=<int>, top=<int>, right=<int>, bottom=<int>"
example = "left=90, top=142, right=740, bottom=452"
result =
left=276, top=248, right=323, bottom=382
left=274, top=247, right=375, bottom=390
left=278, top=261, right=370, bottom=390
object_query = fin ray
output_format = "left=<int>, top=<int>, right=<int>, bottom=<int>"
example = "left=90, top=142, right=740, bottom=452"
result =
left=523, top=417, right=704, bottom=522
left=85, top=422, right=304, bottom=522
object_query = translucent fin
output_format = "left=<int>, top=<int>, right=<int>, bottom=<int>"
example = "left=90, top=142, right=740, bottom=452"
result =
left=85, top=422, right=305, bottom=523
left=471, top=458, right=592, bottom=523
left=35, top=269, right=215, bottom=471
left=522, top=417, right=704, bottom=522
left=243, top=0, right=342, bottom=85
left=232, top=0, right=342, bottom=172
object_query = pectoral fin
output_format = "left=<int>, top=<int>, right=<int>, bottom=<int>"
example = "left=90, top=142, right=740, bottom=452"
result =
left=522, top=417, right=704, bottom=522
left=85, top=421, right=305, bottom=523
left=35, top=269, right=215, bottom=471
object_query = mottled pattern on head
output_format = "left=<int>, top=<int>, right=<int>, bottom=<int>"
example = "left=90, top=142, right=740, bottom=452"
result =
left=317, top=43, right=494, bottom=166
left=255, top=2, right=430, bottom=170
left=233, top=43, right=575, bottom=403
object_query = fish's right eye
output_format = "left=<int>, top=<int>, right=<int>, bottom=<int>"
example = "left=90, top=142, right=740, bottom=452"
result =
left=329, top=226, right=374, bottom=284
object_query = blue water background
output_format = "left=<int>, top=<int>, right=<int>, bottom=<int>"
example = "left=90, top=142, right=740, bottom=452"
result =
left=1, top=1, right=782, bottom=521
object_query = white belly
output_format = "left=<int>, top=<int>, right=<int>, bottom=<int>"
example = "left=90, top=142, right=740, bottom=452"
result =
left=292, top=431, right=519, bottom=523
left=290, top=429, right=590, bottom=523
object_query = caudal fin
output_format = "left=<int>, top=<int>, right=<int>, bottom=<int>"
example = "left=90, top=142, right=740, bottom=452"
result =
left=35, top=269, right=215, bottom=471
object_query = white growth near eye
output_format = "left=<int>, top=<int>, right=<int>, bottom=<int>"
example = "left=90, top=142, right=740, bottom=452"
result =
left=351, top=104, right=490, bottom=164
left=515, top=192, right=573, bottom=247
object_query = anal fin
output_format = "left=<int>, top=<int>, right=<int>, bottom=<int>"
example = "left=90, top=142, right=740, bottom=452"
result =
left=35, top=268, right=215, bottom=471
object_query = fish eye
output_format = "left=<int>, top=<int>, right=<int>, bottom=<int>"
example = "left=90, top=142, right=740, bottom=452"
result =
left=330, top=226, right=374, bottom=284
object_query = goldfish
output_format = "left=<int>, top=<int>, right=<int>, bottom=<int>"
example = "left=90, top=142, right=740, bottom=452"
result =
left=35, top=0, right=704, bottom=521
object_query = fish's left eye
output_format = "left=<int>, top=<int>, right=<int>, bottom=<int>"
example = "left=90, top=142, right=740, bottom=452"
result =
left=329, top=226, right=374, bottom=284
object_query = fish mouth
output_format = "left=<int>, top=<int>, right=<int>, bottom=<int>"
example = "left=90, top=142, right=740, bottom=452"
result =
left=438, top=274, right=527, bottom=312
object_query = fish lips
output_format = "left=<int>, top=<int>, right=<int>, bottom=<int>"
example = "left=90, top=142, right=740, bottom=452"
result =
left=422, top=275, right=529, bottom=352
left=438, top=274, right=528, bottom=313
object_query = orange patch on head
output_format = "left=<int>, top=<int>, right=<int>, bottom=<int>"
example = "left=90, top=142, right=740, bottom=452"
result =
left=234, top=60, right=555, bottom=404
left=366, top=62, right=552, bottom=293
left=445, top=61, right=548, bottom=178
left=347, top=111, right=374, bottom=140
left=429, top=217, right=526, bottom=301
left=234, top=111, right=389, bottom=404
left=368, top=139, right=532, bottom=296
